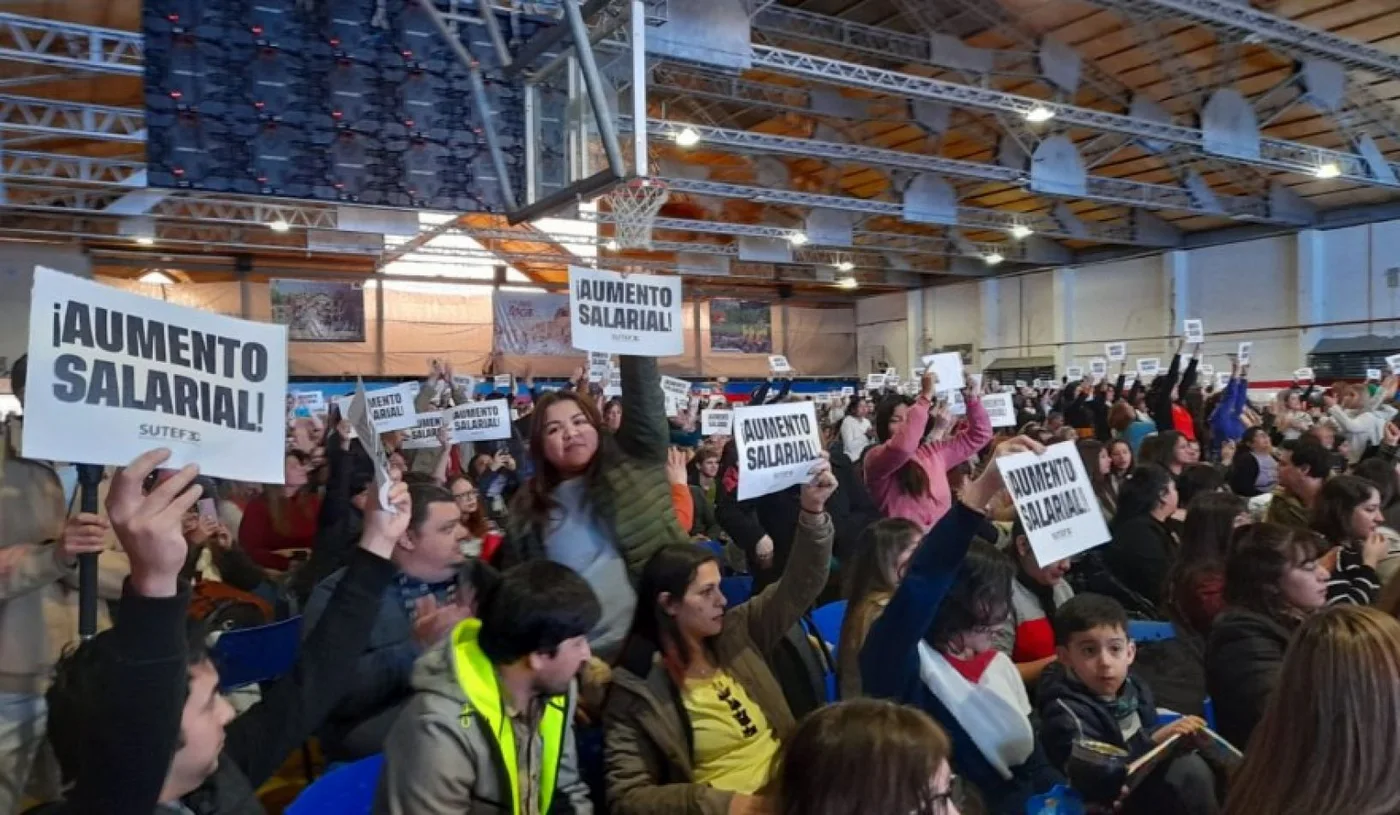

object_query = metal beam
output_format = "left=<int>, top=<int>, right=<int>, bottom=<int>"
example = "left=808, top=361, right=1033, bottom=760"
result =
left=749, top=45, right=1400, bottom=189
left=0, top=94, right=145, bottom=142
left=0, top=183, right=338, bottom=228
left=0, top=12, right=143, bottom=75
left=0, top=149, right=145, bottom=186
left=1092, top=0, right=1400, bottom=79
left=657, top=176, right=1170, bottom=247
left=639, top=117, right=1309, bottom=224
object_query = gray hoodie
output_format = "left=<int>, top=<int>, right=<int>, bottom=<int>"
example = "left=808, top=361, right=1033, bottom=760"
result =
left=373, top=624, right=593, bottom=815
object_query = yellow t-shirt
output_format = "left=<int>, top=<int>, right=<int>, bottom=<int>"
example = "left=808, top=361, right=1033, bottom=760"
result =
left=683, top=670, right=781, bottom=794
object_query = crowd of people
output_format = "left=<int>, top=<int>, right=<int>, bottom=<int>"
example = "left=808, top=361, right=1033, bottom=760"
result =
left=3, top=340, right=1400, bottom=815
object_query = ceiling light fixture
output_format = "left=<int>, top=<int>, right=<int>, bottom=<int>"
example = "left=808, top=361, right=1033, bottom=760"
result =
left=984, top=252, right=1005, bottom=266
left=134, top=236, right=155, bottom=246
left=138, top=270, right=174, bottom=285
left=604, top=239, right=619, bottom=251
left=788, top=231, right=809, bottom=246
left=837, top=277, right=859, bottom=290
left=674, top=127, right=701, bottom=147
left=1314, top=162, right=1341, bottom=179
left=1024, top=105, right=1055, bottom=123
left=1009, top=225, right=1033, bottom=240
left=835, top=260, right=855, bottom=272
left=269, top=219, right=291, bottom=232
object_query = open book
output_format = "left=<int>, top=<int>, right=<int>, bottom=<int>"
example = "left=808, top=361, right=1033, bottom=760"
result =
left=1125, top=727, right=1242, bottom=793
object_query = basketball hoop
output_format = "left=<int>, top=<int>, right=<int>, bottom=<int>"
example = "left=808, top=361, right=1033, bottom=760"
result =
left=603, top=178, right=669, bottom=250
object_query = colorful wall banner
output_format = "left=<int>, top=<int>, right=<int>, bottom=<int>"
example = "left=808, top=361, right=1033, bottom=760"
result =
left=709, top=299, right=773, bottom=354
left=492, top=291, right=574, bottom=356
left=269, top=279, right=365, bottom=342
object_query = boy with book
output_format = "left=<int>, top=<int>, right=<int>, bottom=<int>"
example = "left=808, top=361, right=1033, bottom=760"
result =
left=1038, top=594, right=1222, bottom=814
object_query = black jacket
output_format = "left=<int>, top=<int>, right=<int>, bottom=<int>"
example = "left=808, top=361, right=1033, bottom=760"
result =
left=1101, top=514, right=1177, bottom=611
left=1037, top=661, right=1159, bottom=772
left=826, top=437, right=881, bottom=565
left=1204, top=608, right=1294, bottom=749
left=51, top=548, right=394, bottom=815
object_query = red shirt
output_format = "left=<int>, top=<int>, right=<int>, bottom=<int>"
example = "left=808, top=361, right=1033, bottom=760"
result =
left=239, top=492, right=322, bottom=570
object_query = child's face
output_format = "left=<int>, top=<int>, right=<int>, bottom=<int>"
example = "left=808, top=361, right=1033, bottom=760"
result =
left=1057, top=625, right=1136, bottom=698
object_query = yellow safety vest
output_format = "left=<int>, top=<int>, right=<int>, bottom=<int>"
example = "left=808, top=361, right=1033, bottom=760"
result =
left=450, top=618, right=568, bottom=815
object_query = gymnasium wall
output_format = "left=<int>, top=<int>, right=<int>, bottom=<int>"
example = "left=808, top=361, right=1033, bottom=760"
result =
left=859, top=220, right=1400, bottom=385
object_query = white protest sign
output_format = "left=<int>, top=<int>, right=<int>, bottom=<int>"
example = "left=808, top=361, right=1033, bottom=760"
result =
left=1105, top=342, right=1126, bottom=362
left=1294, top=367, right=1315, bottom=381
left=921, top=352, right=965, bottom=393
left=998, top=441, right=1111, bottom=567
left=588, top=363, right=608, bottom=383
left=769, top=355, right=792, bottom=374
left=659, top=375, right=691, bottom=402
left=884, top=367, right=898, bottom=379
left=1237, top=342, right=1252, bottom=365
left=1137, top=358, right=1161, bottom=376
left=1123, top=371, right=1138, bottom=386
left=701, top=408, right=733, bottom=436
left=733, top=401, right=822, bottom=501
left=358, top=382, right=419, bottom=432
left=1387, top=354, right=1400, bottom=375
left=841, top=386, right=855, bottom=396
left=865, top=373, right=887, bottom=390
left=1215, top=372, right=1230, bottom=389
left=569, top=265, right=683, bottom=356
left=445, top=399, right=512, bottom=443
left=1089, top=359, right=1107, bottom=378
left=970, top=373, right=983, bottom=390
left=1199, top=364, right=1215, bottom=377
left=1368, top=368, right=1384, bottom=381
left=292, top=390, right=325, bottom=416
left=1066, top=366, right=1084, bottom=380
left=401, top=410, right=446, bottom=450
left=588, top=350, right=611, bottom=368
left=1183, top=319, right=1204, bottom=344
left=949, top=390, right=967, bottom=417
left=1033, top=379, right=1045, bottom=389
left=406, top=380, right=421, bottom=396
left=494, top=374, right=513, bottom=391
left=22, top=267, right=288, bottom=483
left=1016, top=380, right=1028, bottom=389
left=347, top=380, right=395, bottom=512
left=981, top=392, right=1016, bottom=428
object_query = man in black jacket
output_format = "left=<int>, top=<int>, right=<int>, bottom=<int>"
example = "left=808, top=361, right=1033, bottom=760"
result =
left=41, top=448, right=407, bottom=815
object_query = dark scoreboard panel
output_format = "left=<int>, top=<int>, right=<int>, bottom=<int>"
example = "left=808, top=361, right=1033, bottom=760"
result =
left=143, top=0, right=565, bottom=213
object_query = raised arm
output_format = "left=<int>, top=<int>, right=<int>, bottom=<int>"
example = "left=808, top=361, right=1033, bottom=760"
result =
left=733, top=462, right=837, bottom=653
left=929, top=392, right=993, bottom=468
left=863, top=377, right=934, bottom=485
left=616, top=355, right=670, bottom=464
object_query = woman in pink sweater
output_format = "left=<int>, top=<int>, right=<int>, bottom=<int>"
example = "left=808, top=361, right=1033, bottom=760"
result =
left=863, top=371, right=993, bottom=532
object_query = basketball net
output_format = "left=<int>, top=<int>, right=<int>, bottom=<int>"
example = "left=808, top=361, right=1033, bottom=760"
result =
left=603, top=178, right=669, bottom=250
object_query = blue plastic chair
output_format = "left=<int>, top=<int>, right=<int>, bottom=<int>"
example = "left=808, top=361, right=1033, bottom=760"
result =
left=720, top=575, right=754, bottom=607
left=286, top=753, right=383, bottom=815
left=807, top=600, right=848, bottom=654
left=1126, top=620, right=1175, bottom=643
left=209, top=615, right=303, bottom=691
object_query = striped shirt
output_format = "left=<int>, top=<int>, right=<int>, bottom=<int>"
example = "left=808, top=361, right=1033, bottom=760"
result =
left=1326, top=546, right=1380, bottom=607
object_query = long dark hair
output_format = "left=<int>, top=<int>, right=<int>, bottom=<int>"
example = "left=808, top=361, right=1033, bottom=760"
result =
left=1113, top=463, right=1175, bottom=528
left=928, top=540, right=1013, bottom=650
left=1170, top=491, right=1246, bottom=616
left=1076, top=439, right=1116, bottom=515
left=630, top=544, right=721, bottom=685
left=1355, top=457, right=1399, bottom=514
left=840, top=518, right=921, bottom=662
left=1225, top=523, right=1324, bottom=625
left=873, top=394, right=930, bottom=499
left=514, top=390, right=606, bottom=533
left=1313, top=474, right=1379, bottom=547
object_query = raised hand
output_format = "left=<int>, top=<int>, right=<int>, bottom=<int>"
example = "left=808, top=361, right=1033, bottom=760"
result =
left=799, top=455, right=838, bottom=514
left=360, top=481, right=411, bottom=560
left=105, top=449, right=204, bottom=597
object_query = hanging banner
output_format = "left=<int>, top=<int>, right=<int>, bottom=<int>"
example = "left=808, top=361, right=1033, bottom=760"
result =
left=709, top=298, right=773, bottom=353
left=23, top=267, right=289, bottom=483
left=982, top=392, right=1016, bottom=428
left=702, top=408, right=733, bottom=436
left=998, top=441, right=1111, bottom=567
left=269, top=279, right=365, bottom=342
left=445, top=399, right=512, bottom=443
left=492, top=291, right=574, bottom=356
left=734, top=401, right=823, bottom=500
left=569, top=265, right=683, bottom=356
